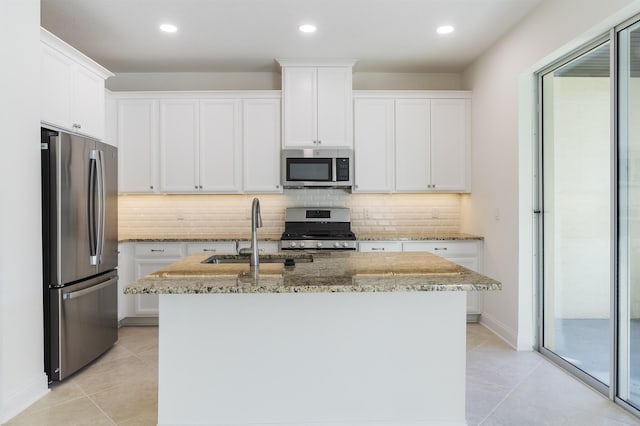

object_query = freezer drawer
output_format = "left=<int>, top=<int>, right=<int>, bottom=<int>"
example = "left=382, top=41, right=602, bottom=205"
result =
left=49, top=271, right=118, bottom=381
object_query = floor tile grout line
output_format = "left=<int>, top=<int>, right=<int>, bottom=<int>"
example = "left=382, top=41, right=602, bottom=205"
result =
left=475, top=353, right=546, bottom=425
left=84, top=393, right=118, bottom=426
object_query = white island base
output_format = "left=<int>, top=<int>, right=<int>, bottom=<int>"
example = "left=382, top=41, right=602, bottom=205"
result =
left=158, top=291, right=467, bottom=426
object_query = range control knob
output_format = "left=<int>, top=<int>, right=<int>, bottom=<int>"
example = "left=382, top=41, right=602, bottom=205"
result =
left=334, top=242, right=341, bottom=248
left=289, top=242, right=297, bottom=248
left=317, top=241, right=323, bottom=248
left=300, top=242, right=305, bottom=248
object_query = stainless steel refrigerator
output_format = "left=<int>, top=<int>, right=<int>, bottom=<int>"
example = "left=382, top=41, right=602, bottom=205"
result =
left=41, top=127, right=118, bottom=382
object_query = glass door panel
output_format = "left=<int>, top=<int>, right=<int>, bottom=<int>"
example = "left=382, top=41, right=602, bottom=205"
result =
left=541, top=41, right=612, bottom=386
left=618, top=22, right=640, bottom=409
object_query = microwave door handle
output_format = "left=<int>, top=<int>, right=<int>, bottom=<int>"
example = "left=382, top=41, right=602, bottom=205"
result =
left=332, top=158, right=337, bottom=183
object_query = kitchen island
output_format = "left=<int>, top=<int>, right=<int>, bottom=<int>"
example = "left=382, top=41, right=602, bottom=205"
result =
left=125, top=251, right=500, bottom=426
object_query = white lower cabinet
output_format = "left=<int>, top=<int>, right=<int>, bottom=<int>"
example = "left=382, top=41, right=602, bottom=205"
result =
left=401, top=241, right=483, bottom=318
left=357, top=241, right=402, bottom=252
left=358, top=239, right=484, bottom=319
left=133, top=243, right=185, bottom=316
left=118, top=240, right=279, bottom=322
left=186, top=241, right=238, bottom=255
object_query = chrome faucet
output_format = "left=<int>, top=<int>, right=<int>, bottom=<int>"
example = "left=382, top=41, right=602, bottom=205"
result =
left=250, top=197, right=263, bottom=267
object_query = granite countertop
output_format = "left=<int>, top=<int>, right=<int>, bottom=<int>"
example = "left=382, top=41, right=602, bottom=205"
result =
left=124, top=251, right=501, bottom=295
left=118, top=232, right=483, bottom=243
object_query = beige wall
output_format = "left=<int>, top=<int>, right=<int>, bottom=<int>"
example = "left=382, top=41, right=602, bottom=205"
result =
left=0, top=0, right=49, bottom=422
left=461, top=0, right=640, bottom=348
left=106, top=71, right=462, bottom=91
left=118, top=192, right=462, bottom=241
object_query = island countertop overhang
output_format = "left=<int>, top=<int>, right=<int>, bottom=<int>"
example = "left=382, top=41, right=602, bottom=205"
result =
left=124, top=251, right=501, bottom=295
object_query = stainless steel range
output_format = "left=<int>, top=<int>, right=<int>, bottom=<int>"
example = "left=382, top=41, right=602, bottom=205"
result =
left=280, top=207, right=357, bottom=250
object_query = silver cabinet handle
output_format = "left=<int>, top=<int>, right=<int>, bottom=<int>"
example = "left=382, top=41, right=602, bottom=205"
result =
left=203, top=249, right=217, bottom=252
left=371, top=247, right=385, bottom=251
left=150, top=249, right=165, bottom=253
left=434, top=247, right=448, bottom=251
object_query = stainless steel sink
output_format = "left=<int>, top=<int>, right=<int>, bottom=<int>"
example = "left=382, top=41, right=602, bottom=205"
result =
left=201, top=254, right=313, bottom=265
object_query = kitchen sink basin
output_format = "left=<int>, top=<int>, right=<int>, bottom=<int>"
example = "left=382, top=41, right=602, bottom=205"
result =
left=201, top=254, right=313, bottom=266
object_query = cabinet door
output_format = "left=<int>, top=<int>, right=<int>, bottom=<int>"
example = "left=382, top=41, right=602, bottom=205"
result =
left=243, top=99, right=282, bottom=192
left=199, top=99, right=242, bottom=192
left=282, top=67, right=317, bottom=147
left=41, top=43, right=73, bottom=130
left=354, top=98, right=394, bottom=192
left=134, top=260, right=175, bottom=315
left=159, top=100, right=199, bottom=192
left=395, top=99, right=431, bottom=191
left=186, top=242, right=238, bottom=255
left=316, top=67, right=352, bottom=147
left=133, top=243, right=185, bottom=316
left=72, top=65, right=105, bottom=139
left=117, top=243, right=135, bottom=322
left=117, top=100, right=158, bottom=193
left=430, top=99, right=469, bottom=192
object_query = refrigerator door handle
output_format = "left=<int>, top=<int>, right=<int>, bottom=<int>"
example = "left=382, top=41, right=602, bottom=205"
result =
left=63, top=277, right=117, bottom=300
left=96, top=150, right=106, bottom=264
left=88, top=151, right=99, bottom=265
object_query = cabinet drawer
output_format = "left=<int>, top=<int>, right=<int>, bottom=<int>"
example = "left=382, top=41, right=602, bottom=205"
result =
left=358, top=241, right=402, bottom=252
left=134, top=243, right=184, bottom=258
left=237, top=241, right=280, bottom=254
left=402, top=241, right=479, bottom=257
left=186, top=242, right=238, bottom=255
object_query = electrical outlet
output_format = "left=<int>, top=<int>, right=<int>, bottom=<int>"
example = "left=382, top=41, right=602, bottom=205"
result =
left=364, top=208, right=371, bottom=219
left=431, top=208, right=440, bottom=219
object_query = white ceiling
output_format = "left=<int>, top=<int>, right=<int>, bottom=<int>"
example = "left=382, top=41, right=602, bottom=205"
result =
left=40, top=0, right=543, bottom=74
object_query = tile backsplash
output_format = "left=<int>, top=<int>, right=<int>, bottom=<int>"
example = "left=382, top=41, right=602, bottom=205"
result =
left=118, top=190, right=461, bottom=240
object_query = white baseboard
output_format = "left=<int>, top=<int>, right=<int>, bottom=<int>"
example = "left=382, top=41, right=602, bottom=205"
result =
left=480, top=312, right=520, bottom=350
left=0, top=372, right=49, bottom=424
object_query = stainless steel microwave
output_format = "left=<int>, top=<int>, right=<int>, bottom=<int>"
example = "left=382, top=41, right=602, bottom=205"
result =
left=281, top=148, right=353, bottom=188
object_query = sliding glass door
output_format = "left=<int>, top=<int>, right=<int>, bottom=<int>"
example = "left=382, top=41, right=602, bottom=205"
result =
left=540, top=40, right=612, bottom=388
left=618, top=20, right=640, bottom=410
left=539, top=16, right=640, bottom=416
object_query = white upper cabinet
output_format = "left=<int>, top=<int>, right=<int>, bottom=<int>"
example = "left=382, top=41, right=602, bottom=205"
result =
left=243, top=98, right=282, bottom=193
left=199, top=99, right=242, bottom=192
left=430, top=99, right=470, bottom=191
left=395, top=99, right=432, bottom=191
left=159, top=99, right=242, bottom=193
left=354, top=91, right=471, bottom=194
left=159, top=100, right=199, bottom=192
left=353, top=98, right=395, bottom=192
left=280, top=61, right=354, bottom=148
left=116, top=92, right=280, bottom=195
left=40, top=28, right=112, bottom=140
left=117, top=99, right=158, bottom=193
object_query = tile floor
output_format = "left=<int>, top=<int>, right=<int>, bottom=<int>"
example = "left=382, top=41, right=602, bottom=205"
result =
left=4, top=324, right=640, bottom=425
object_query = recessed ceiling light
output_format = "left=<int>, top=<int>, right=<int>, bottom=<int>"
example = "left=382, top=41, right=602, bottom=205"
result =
left=299, top=24, right=317, bottom=33
left=159, top=23, right=178, bottom=33
left=437, top=25, right=454, bottom=35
